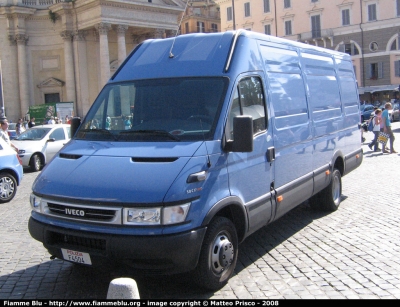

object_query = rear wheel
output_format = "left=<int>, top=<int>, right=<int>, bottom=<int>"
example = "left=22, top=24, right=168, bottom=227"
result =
left=0, top=172, right=17, bottom=203
left=193, top=216, right=238, bottom=290
left=30, top=154, right=42, bottom=172
left=310, top=168, right=342, bottom=212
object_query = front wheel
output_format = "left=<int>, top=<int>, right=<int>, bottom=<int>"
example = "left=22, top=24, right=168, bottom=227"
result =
left=30, top=154, right=42, bottom=172
left=193, top=216, right=238, bottom=290
left=0, top=172, right=17, bottom=203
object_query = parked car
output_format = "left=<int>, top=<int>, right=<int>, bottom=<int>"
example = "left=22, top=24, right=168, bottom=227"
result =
left=7, top=122, right=17, bottom=140
left=360, top=105, right=375, bottom=121
left=12, top=124, right=71, bottom=172
left=0, top=138, right=23, bottom=203
left=391, top=103, right=400, bottom=122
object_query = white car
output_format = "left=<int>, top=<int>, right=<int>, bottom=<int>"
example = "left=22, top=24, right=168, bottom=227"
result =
left=12, top=124, right=71, bottom=172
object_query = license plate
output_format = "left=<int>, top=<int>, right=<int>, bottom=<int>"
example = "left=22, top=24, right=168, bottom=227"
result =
left=61, top=248, right=92, bottom=265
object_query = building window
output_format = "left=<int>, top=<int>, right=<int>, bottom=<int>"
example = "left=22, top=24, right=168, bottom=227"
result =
left=285, top=20, right=292, bottom=35
left=342, top=9, right=350, bottom=26
left=244, top=3, right=251, bottom=17
left=311, top=0, right=318, bottom=2
left=45, top=93, right=60, bottom=104
left=227, top=6, right=233, bottom=21
left=264, top=24, right=271, bottom=35
left=197, top=21, right=205, bottom=33
left=311, top=15, right=321, bottom=38
left=185, top=22, right=189, bottom=34
left=264, top=0, right=270, bottom=13
left=395, top=60, right=400, bottom=77
left=284, top=0, right=291, bottom=9
left=369, top=42, right=379, bottom=52
left=339, top=43, right=359, bottom=56
left=368, top=4, right=377, bottom=21
left=211, top=23, right=218, bottom=32
left=397, top=0, right=400, bottom=16
left=368, top=62, right=383, bottom=79
left=391, top=38, right=400, bottom=50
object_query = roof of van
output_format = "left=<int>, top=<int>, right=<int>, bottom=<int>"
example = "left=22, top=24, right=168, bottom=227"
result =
left=111, top=29, right=350, bottom=82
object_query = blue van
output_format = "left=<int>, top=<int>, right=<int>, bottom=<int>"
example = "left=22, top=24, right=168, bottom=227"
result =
left=28, top=30, right=363, bottom=290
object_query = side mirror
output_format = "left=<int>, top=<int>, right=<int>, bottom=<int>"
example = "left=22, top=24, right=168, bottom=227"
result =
left=47, top=138, right=56, bottom=143
left=225, top=116, right=253, bottom=152
left=70, top=117, right=81, bottom=137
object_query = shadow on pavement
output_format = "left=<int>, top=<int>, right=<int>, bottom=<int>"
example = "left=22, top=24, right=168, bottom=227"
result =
left=0, top=202, right=332, bottom=299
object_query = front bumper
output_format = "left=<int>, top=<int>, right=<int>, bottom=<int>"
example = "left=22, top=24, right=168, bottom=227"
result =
left=28, top=217, right=206, bottom=274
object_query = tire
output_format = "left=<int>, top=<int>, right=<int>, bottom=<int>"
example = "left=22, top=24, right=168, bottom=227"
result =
left=193, top=216, right=238, bottom=290
left=30, top=154, right=42, bottom=172
left=310, top=168, right=342, bottom=212
left=0, top=172, right=17, bottom=203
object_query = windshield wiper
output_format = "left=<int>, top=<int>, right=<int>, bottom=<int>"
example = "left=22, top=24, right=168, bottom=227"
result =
left=119, top=130, right=181, bottom=141
left=78, top=129, right=117, bottom=140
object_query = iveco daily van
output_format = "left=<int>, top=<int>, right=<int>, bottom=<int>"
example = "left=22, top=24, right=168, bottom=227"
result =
left=29, top=30, right=363, bottom=290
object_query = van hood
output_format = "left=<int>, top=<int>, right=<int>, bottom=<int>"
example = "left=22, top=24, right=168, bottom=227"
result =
left=33, top=140, right=206, bottom=204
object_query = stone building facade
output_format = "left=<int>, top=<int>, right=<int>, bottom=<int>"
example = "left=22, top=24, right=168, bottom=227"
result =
left=215, top=0, right=400, bottom=103
left=0, top=0, right=185, bottom=122
left=179, top=0, right=220, bottom=35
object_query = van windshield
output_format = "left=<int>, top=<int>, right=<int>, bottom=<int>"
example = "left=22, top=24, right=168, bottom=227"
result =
left=76, top=77, right=228, bottom=142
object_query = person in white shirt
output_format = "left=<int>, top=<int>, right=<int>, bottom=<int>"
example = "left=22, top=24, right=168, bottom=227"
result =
left=48, top=116, right=56, bottom=124
left=0, top=117, right=18, bottom=152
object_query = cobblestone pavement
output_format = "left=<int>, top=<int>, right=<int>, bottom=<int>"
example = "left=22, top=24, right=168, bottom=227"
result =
left=1, top=122, right=400, bottom=300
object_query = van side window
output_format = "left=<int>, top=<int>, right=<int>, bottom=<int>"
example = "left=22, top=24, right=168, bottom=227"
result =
left=227, top=76, right=267, bottom=140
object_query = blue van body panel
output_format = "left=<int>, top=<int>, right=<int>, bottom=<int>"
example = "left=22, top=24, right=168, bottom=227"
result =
left=28, top=30, right=362, bottom=277
left=113, top=32, right=235, bottom=81
left=34, top=140, right=207, bottom=203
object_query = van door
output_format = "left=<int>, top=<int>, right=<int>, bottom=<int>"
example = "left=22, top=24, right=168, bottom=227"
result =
left=259, top=43, right=313, bottom=220
left=226, top=75, right=275, bottom=235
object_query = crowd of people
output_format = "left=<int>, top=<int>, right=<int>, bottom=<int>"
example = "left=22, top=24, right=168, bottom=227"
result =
left=364, top=102, right=397, bottom=154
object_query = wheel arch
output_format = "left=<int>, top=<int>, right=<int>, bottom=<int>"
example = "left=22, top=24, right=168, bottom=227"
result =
left=201, top=196, right=248, bottom=243
left=331, top=150, right=345, bottom=176
left=0, top=170, right=18, bottom=184
left=30, top=152, right=45, bottom=165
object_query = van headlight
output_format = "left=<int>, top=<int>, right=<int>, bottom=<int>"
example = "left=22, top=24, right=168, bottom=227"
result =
left=123, top=203, right=190, bottom=225
left=30, top=194, right=42, bottom=212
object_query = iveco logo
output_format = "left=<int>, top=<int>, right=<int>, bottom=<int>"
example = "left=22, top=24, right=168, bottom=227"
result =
left=65, top=208, right=85, bottom=216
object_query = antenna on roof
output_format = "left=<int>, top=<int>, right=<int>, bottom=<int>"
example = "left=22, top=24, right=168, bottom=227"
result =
left=169, top=0, right=190, bottom=58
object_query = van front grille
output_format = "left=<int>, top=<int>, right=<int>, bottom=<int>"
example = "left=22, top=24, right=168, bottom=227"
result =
left=42, top=201, right=122, bottom=225
left=47, top=203, right=116, bottom=221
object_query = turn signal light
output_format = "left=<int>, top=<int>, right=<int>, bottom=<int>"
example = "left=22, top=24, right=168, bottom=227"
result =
left=277, top=195, right=283, bottom=202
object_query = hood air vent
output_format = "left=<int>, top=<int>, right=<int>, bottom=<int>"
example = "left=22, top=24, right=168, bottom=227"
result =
left=132, top=157, right=178, bottom=163
left=59, top=153, right=82, bottom=160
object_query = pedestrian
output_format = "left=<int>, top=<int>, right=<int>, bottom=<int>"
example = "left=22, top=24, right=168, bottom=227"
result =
left=368, top=108, right=382, bottom=152
left=381, top=102, right=397, bottom=154
left=124, top=115, right=131, bottom=130
left=48, top=116, right=55, bottom=124
left=28, top=117, right=36, bottom=128
left=16, top=118, right=25, bottom=136
left=0, top=116, right=19, bottom=152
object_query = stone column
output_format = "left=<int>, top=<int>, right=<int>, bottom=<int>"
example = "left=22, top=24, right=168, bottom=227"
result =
left=15, top=34, right=29, bottom=116
left=73, top=30, right=89, bottom=117
left=116, top=25, right=128, bottom=67
left=61, top=30, right=76, bottom=103
left=96, top=23, right=111, bottom=86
